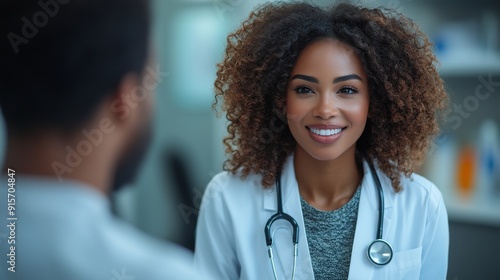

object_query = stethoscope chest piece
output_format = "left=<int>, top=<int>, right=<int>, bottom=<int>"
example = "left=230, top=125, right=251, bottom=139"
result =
left=367, top=239, right=393, bottom=265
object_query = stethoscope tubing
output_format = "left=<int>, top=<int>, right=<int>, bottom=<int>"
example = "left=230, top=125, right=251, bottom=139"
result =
left=367, top=159, right=384, bottom=240
left=265, top=159, right=393, bottom=279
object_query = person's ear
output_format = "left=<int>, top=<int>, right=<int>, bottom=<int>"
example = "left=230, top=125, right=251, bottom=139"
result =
left=272, top=106, right=286, bottom=123
left=107, top=72, right=142, bottom=128
left=367, top=105, right=373, bottom=119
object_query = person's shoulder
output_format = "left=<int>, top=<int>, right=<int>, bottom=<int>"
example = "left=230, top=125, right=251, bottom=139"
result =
left=399, top=172, right=444, bottom=212
left=136, top=242, right=204, bottom=280
left=206, top=170, right=265, bottom=198
left=405, top=173, right=442, bottom=197
left=104, top=219, right=205, bottom=279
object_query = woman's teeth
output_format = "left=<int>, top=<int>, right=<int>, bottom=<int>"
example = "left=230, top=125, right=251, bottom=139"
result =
left=310, top=128, right=343, bottom=136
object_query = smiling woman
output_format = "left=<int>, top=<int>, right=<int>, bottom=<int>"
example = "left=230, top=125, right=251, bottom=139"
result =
left=286, top=39, right=369, bottom=164
left=211, top=3, right=447, bottom=193
left=195, top=2, right=449, bottom=280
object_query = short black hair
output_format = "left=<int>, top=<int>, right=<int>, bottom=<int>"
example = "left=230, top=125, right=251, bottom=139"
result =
left=0, top=0, right=151, bottom=133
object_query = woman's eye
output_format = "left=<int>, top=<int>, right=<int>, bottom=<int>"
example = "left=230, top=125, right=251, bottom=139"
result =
left=337, top=87, right=358, bottom=94
left=294, top=86, right=314, bottom=94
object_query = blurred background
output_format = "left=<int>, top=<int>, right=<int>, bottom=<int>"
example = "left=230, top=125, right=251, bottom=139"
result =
left=1, top=0, right=499, bottom=279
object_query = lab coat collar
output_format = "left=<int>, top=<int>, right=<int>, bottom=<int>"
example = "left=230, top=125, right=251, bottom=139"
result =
left=262, top=155, right=394, bottom=211
left=262, top=154, right=296, bottom=211
left=262, top=155, right=395, bottom=279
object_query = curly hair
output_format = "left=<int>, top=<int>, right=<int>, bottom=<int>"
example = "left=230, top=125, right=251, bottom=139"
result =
left=214, top=1, right=448, bottom=191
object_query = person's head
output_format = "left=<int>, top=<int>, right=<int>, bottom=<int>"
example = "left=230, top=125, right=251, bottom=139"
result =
left=214, top=2, right=448, bottom=191
left=0, top=0, right=153, bottom=190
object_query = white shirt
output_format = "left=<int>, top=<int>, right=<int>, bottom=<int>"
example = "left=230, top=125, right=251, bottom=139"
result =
left=0, top=176, right=203, bottom=280
left=194, top=155, right=449, bottom=280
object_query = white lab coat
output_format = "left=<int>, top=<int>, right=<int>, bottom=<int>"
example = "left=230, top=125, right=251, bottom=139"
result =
left=194, top=155, right=449, bottom=280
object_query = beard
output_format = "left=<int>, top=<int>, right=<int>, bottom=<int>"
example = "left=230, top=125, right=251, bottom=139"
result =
left=111, top=117, right=153, bottom=193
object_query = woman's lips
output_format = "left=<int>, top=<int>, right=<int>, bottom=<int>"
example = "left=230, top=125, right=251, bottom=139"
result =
left=306, top=125, right=346, bottom=144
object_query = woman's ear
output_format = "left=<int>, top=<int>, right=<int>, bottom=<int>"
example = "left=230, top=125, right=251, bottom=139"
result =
left=283, top=106, right=288, bottom=125
left=272, top=105, right=288, bottom=125
left=366, top=104, right=373, bottom=119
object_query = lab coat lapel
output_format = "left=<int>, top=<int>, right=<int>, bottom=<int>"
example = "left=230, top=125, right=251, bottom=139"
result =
left=263, top=155, right=315, bottom=279
left=348, top=160, right=393, bottom=280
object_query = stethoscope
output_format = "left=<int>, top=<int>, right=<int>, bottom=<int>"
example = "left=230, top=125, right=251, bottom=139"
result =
left=264, top=160, right=393, bottom=280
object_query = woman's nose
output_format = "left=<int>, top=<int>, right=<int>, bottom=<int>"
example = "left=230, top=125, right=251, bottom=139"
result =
left=312, top=94, right=339, bottom=119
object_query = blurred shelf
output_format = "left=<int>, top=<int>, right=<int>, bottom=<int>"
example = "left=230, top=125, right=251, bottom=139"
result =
left=438, top=58, right=500, bottom=76
left=416, top=0, right=500, bottom=7
left=444, top=195, right=500, bottom=227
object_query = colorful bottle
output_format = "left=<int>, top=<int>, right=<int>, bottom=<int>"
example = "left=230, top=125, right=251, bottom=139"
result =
left=456, top=145, right=476, bottom=199
left=475, top=120, right=499, bottom=202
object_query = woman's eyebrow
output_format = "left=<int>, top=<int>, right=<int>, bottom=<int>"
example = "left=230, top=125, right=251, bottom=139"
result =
left=290, top=74, right=318, bottom=83
left=333, top=74, right=362, bottom=83
left=290, top=73, right=363, bottom=84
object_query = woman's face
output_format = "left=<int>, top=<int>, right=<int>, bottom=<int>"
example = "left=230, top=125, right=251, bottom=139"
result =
left=286, top=39, right=369, bottom=161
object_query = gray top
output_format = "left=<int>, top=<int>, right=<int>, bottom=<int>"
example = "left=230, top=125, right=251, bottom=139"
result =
left=300, top=186, right=361, bottom=280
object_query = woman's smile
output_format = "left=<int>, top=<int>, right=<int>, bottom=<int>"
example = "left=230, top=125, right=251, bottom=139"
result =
left=306, top=125, right=346, bottom=144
